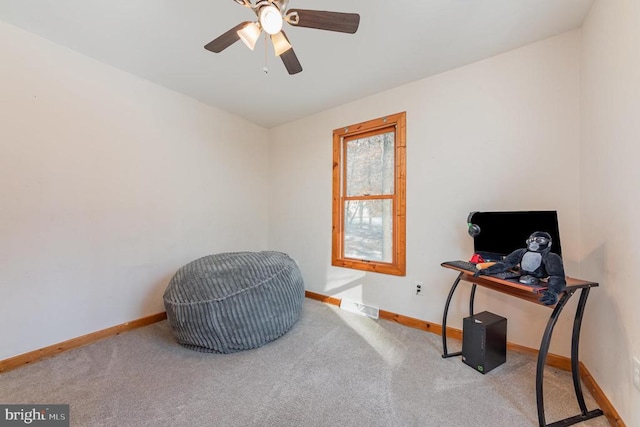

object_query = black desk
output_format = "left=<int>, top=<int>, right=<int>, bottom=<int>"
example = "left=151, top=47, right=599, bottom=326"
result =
left=440, top=261, right=604, bottom=427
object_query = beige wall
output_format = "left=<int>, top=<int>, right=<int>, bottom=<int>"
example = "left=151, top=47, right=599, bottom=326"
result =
left=0, top=22, right=270, bottom=360
left=269, top=31, right=582, bottom=355
left=580, top=0, right=640, bottom=424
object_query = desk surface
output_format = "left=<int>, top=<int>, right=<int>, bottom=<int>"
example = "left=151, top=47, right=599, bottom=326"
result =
left=441, top=261, right=599, bottom=306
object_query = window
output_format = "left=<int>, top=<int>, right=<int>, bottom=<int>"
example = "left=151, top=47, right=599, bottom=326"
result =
left=332, top=112, right=406, bottom=276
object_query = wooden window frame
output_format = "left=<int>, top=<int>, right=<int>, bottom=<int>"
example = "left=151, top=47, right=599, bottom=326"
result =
left=331, top=112, right=406, bottom=276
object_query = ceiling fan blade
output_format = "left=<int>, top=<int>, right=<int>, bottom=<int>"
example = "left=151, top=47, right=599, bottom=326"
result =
left=204, top=21, right=252, bottom=53
left=280, top=47, right=303, bottom=75
left=233, top=0, right=251, bottom=7
left=286, top=9, right=360, bottom=34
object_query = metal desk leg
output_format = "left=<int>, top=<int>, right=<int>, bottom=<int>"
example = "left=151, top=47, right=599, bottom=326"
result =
left=441, top=272, right=463, bottom=358
left=469, top=284, right=477, bottom=317
left=572, top=288, right=590, bottom=413
left=564, top=287, right=604, bottom=425
left=537, top=289, right=604, bottom=427
left=536, top=292, right=572, bottom=427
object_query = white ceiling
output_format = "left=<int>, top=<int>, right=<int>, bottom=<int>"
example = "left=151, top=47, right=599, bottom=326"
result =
left=0, top=0, right=594, bottom=128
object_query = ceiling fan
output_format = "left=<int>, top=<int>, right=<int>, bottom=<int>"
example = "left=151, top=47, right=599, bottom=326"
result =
left=204, top=0, right=360, bottom=75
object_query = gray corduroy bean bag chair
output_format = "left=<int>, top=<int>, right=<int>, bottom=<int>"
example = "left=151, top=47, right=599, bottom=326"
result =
left=163, top=251, right=304, bottom=353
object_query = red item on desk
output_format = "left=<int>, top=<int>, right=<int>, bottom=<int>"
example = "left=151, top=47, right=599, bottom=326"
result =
left=469, top=253, right=485, bottom=263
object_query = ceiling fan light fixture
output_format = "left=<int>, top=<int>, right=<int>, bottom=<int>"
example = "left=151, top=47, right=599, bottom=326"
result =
left=237, top=22, right=261, bottom=50
left=259, top=5, right=283, bottom=35
left=271, top=32, right=292, bottom=56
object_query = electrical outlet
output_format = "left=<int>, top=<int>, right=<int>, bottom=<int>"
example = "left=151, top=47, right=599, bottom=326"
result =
left=633, top=356, right=640, bottom=392
left=415, top=281, right=423, bottom=296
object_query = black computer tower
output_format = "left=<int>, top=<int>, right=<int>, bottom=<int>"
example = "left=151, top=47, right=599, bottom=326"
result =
left=462, top=311, right=507, bottom=374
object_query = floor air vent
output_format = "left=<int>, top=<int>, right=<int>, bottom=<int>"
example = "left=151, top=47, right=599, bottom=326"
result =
left=339, top=299, right=380, bottom=319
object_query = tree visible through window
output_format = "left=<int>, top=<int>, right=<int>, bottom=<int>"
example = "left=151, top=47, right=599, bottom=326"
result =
left=332, top=112, right=406, bottom=276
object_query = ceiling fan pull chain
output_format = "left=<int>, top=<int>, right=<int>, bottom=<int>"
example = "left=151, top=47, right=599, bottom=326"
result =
left=263, top=33, right=269, bottom=74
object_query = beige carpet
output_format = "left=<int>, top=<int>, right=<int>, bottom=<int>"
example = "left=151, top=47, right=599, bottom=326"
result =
left=0, top=299, right=610, bottom=426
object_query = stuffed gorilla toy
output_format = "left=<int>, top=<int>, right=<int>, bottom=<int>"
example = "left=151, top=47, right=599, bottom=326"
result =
left=475, top=231, right=566, bottom=305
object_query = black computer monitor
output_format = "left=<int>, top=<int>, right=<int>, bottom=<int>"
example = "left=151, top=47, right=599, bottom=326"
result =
left=469, top=211, right=562, bottom=261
